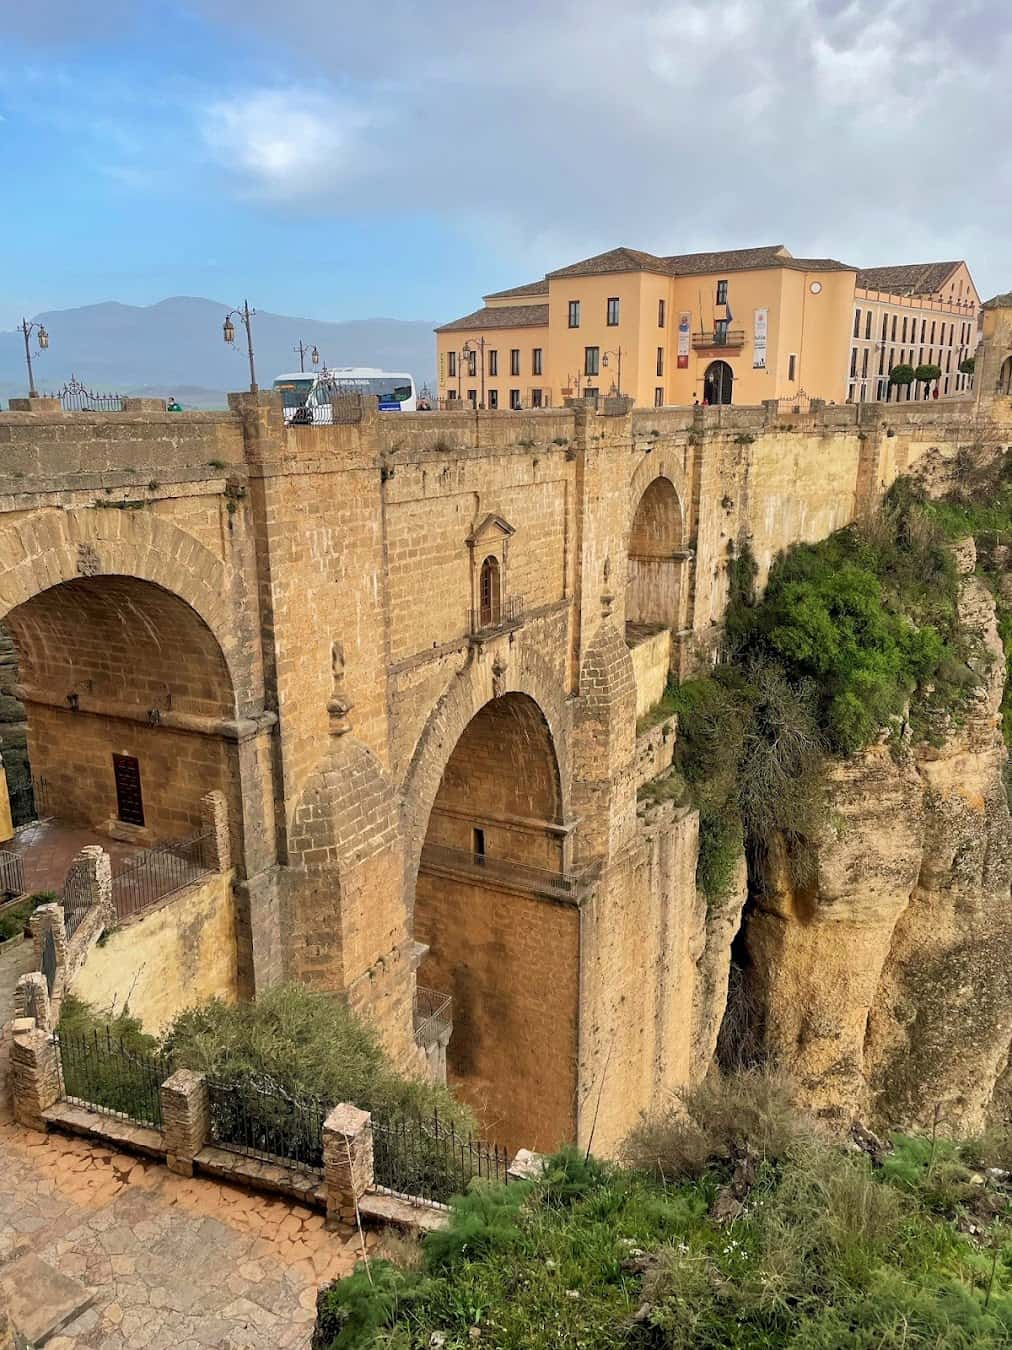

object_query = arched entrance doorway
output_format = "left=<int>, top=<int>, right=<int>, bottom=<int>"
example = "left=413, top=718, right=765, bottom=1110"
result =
left=703, top=359, right=733, bottom=405
left=626, top=477, right=684, bottom=634
left=413, top=692, right=575, bottom=1152
left=3, top=574, right=237, bottom=894
left=1000, top=355, right=1012, bottom=395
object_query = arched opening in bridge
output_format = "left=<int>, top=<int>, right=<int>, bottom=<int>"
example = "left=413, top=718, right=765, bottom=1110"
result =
left=413, top=692, right=576, bottom=1153
left=1, top=575, right=238, bottom=908
left=625, top=476, right=684, bottom=705
left=478, top=555, right=501, bottom=629
left=704, top=359, right=733, bottom=405
left=1000, top=355, right=1012, bottom=395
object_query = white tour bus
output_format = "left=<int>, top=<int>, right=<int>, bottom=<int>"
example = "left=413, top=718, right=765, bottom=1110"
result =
left=273, top=367, right=417, bottom=422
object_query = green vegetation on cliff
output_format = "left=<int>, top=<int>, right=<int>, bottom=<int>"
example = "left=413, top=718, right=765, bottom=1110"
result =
left=314, top=1072, right=1012, bottom=1349
left=666, top=478, right=987, bottom=900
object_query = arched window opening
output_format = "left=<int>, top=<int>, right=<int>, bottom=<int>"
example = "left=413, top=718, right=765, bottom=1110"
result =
left=479, top=555, right=501, bottom=628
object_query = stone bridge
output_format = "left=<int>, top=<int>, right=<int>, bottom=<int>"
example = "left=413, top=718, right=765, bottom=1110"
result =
left=1, top=374, right=1008, bottom=1154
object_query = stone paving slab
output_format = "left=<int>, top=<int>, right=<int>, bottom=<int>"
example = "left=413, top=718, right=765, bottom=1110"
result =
left=1, top=1251, right=95, bottom=1345
left=0, top=943, right=363, bottom=1349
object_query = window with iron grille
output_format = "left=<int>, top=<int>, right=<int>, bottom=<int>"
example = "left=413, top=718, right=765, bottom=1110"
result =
left=606, top=297, right=620, bottom=326
left=584, top=346, right=599, bottom=376
left=568, top=300, right=580, bottom=328
left=510, top=349, right=520, bottom=376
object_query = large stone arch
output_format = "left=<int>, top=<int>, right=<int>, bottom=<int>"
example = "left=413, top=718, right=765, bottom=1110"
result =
left=0, top=507, right=246, bottom=710
left=401, top=632, right=570, bottom=899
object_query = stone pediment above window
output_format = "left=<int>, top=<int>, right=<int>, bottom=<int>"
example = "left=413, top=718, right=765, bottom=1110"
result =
left=465, top=514, right=516, bottom=548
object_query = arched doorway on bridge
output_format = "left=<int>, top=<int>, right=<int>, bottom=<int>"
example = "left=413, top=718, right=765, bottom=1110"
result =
left=1000, top=355, right=1012, bottom=395
left=626, top=477, right=684, bottom=639
left=703, top=359, right=733, bottom=405
left=413, top=692, right=575, bottom=1153
left=2, top=574, right=238, bottom=905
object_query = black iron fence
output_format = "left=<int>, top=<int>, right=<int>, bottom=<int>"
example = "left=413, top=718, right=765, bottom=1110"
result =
left=207, top=1075, right=326, bottom=1173
left=54, top=1028, right=167, bottom=1127
left=59, top=377, right=125, bottom=414
left=110, top=830, right=214, bottom=921
left=777, top=390, right=812, bottom=414
left=63, top=869, right=92, bottom=939
left=0, top=848, right=24, bottom=900
left=41, top=927, right=56, bottom=995
left=468, top=593, right=525, bottom=636
left=372, top=1106, right=511, bottom=1206
left=9, top=775, right=49, bottom=829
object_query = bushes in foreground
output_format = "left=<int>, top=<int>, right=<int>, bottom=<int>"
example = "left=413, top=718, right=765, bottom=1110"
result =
left=314, top=1073, right=1012, bottom=1350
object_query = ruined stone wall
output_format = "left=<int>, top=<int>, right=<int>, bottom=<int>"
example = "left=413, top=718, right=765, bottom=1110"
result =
left=72, top=869, right=238, bottom=1031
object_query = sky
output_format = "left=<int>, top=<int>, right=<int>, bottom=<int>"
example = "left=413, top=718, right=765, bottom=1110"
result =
left=1, top=0, right=1009, bottom=330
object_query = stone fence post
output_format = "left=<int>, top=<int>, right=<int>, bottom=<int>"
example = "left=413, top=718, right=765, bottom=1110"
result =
left=29, top=903, right=66, bottom=983
left=200, top=790, right=231, bottom=872
left=10, top=1018, right=61, bottom=1131
left=161, top=1070, right=209, bottom=1176
left=13, top=971, right=52, bottom=1033
left=64, top=844, right=114, bottom=920
left=323, top=1103, right=374, bottom=1229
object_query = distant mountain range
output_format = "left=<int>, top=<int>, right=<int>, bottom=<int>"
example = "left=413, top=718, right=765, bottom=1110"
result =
left=0, top=298, right=437, bottom=409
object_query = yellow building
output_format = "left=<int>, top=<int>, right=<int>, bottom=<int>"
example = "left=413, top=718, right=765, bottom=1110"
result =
left=435, top=245, right=979, bottom=409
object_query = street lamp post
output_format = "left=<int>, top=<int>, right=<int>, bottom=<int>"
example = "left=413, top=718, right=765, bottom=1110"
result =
left=19, top=318, right=49, bottom=398
left=223, top=300, right=258, bottom=393
left=602, top=347, right=623, bottom=397
left=293, top=339, right=320, bottom=374
left=461, top=337, right=486, bottom=409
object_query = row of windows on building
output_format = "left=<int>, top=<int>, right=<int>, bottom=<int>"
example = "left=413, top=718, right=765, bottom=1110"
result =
left=848, top=370, right=972, bottom=402
left=565, top=284, right=729, bottom=331
left=849, top=343, right=969, bottom=379
left=450, top=345, right=668, bottom=381
left=852, top=309, right=975, bottom=349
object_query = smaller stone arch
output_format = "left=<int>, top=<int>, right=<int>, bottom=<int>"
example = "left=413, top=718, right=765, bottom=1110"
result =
left=626, top=475, right=686, bottom=635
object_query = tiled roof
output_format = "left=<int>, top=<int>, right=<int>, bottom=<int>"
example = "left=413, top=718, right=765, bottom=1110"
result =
left=546, top=247, right=672, bottom=279
left=435, top=303, right=549, bottom=333
left=856, top=262, right=962, bottom=296
left=664, top=246, right=854, bottom=274
left=483, top=279, right=549, bottom=300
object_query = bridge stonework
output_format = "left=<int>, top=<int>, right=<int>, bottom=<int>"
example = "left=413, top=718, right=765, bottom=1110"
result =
left=2, top=378, right=1008, bottom=1154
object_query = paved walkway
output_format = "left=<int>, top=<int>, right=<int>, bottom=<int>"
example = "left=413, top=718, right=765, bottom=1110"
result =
left=0, top=942, right=362, bottom=1348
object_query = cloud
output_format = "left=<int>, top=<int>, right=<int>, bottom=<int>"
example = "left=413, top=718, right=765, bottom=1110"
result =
left=180, top=0, right=1012, bottom=293
left=200, top=89, right=375, bottom=200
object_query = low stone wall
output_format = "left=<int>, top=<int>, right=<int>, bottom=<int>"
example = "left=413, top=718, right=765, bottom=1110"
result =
left=634, top=719, right=677, bottom=790
left=628, top=629, right=671, bottom=720
left=71, top=868, right=238, bottom=1031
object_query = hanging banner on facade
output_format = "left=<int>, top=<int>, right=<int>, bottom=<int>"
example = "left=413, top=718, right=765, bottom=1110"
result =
left=677, top=311, right=691, bottom=369
left=753, top=308, right=768, bottom=369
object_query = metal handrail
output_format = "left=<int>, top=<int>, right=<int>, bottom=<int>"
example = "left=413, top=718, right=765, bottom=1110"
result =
left=692, top=329, right=745, bottom=348
left=110, top=829, right=215, bottom=921
left=419, top=841, right=580, bottom=896
left=468, top=593, right=525, bottom=637
left=0, top=849, right=24, bottom=900
left=414, top=986, right=452, bottom=1046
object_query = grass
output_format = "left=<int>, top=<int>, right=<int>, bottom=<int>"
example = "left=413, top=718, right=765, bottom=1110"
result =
left=0, top=890, right=60, bottom=942
left=314, top=1074, right=1012, bottom=1349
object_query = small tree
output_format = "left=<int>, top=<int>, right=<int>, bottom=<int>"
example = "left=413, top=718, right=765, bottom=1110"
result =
left=914, top=363, right=942, bottom=398
left=888, top=364, right=915, bottom=399
left=959, top=356, right=975, bottom=376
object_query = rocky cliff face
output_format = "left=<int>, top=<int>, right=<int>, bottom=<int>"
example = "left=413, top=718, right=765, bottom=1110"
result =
left=739, top=539, right=1012, bottom=1132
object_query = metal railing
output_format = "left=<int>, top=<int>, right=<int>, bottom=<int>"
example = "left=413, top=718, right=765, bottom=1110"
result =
left=0, top=849, right=24, bottom=900
left=692, top=329, right=745, bottom=349
left=59, top=377, right=125, bottom=414
left=110, top=829, right=214, bottom=921
left=54, top=1028, right=168, bottom=1127
left=206, top=1075, right=326, bottom=1174
left=468, top=593, right=525, bottom=637
left=372, top=1106, right=511, bottom=1206
left=63, top=869, right=93, bottom=940
left=777, top=390, right=812, bottom=414
left=9, top=776, right=49, bottom=829
left=41, top=928, right=57, bottom=995
left=419, top=841, right=580, bottom=897
left=413, top=986, right=452, bottom=1047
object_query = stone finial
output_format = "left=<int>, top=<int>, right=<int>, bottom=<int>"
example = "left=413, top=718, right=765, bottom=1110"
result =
left=322, top=1103, right=374, bottom=1229
left=10, top=1020, right=61, bottom=1131
left=200, top=790, right=231, bottom=871
left=161, top=1069, right=209, bottom=1176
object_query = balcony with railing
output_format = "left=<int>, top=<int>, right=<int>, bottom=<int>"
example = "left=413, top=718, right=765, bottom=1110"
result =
left=692, top=329, right=745, bottom=351
left=419, top=841, right=584, bottom=899
left=468, top=593, right=525, bottom=640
